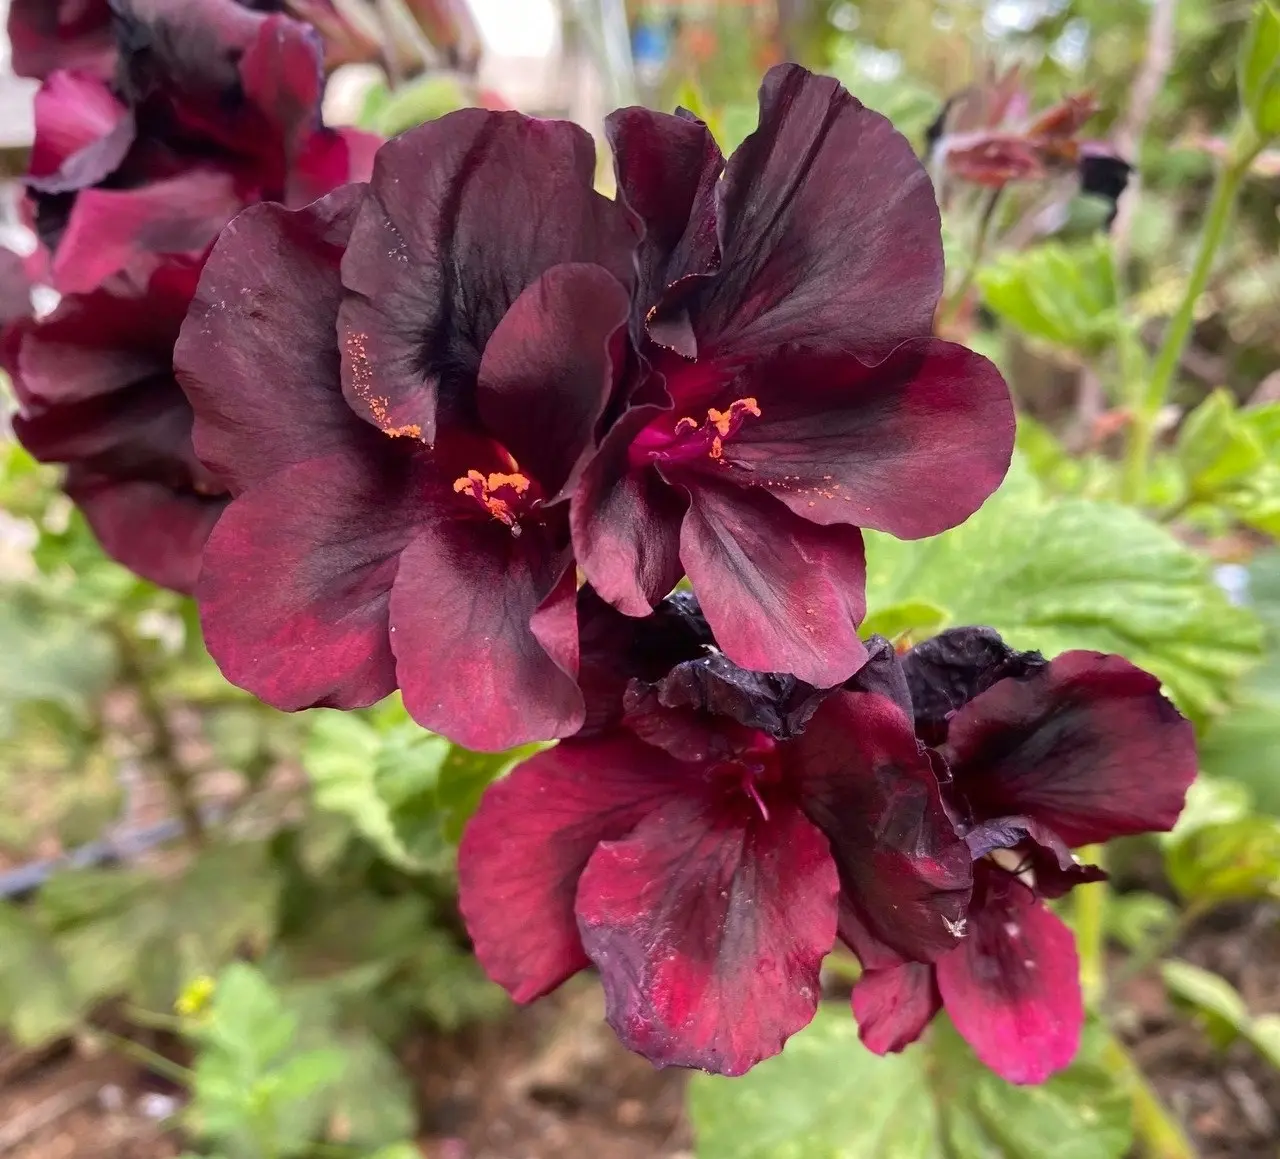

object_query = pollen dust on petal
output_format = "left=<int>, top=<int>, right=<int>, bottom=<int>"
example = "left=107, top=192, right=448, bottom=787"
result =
left=345, top=331, right=422, bottom=439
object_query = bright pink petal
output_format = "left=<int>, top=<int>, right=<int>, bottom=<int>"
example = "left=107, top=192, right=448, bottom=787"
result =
left=852, top=963, right=941, bottom=1055
left=8, top=0, right=114, bottom=80
left=576, top=793, right=838, bottom=1074
left=793, top=691, right=972, bottom=964
left=28, top=71, right=134, bottom=193
left=694, top=64, right=942, bottom=360
left=288, top=126, right=380, bottom=205
left=458, top=733, right=688, bottom=1003
left=680, top=479, right=867, bottom=687
left=936, top=873, right=1083, bottom=1084
left=712, top=340, right=1013, bottom=539
left=945, top=651, right=1198, bottom=846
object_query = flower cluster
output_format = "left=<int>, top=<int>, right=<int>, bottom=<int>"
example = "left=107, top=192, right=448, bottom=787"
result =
left=4, top=0, right=376, bottom=592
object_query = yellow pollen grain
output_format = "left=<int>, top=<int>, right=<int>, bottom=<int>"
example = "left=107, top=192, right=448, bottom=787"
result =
left=486, top=472, right=530, bottom=494
left=345, top=331, right=422, bottom=439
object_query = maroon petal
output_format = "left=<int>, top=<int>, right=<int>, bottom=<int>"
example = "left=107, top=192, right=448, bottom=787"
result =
left=28, top=71, right=134, bottom=194
left=177, top=187, right=370, bottom=495
left=197, top=452, right=421, bottom=712
left=476, top=263, right=629, bottom=499
left=680, top=479, right=868, bottom=687
left=389, top=519, right=584, bottom=751
left=50, top=168, right=243, bottom=294
left=944, top=651, right=1198, bottom=847
left=712, top=341, right=1012, bottom=540
left=8, top=0, right=114, bottom=81
left=793, top=691, right=972, bottom=964
left=572, top=406, right=688, bottom=616
left=237, top=13, right=326, bottom=151
left=693, top=64, right=942, bottom=360
left=288, top=126, right=379, bottom=204
left=576, top=793, right=838, bottom=1074
left=64, top=468, right=226, bottom=595
left=935, top=871, right=1083, bottom=1084
left=852, top=963, right=941, bottom=1055
left=965, top=816, right=1107, bottom=899
left=338, top=109, right=634, bottom=442
left=458, top=732, right=688, bottom=1004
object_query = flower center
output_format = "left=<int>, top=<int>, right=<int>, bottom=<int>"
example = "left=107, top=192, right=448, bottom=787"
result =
left=710, top=737, right=781, bottom=822
left=633, top=397, right=761, bottom=466
left=452, top=469, right=538, bottom=537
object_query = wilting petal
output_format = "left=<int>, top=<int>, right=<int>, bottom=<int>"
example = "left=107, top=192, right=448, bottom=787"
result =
left=338, top=109, right=634, bottom=442
left=606, top=106, right=723, bottom=337
left=944, top=651, right=1198, bottom=846
left=198, top=452, right=422, bottom=712
left=577, top=793, right=838, bottom=1074
left=28, top=72, right=134, bottom=194
left=572, top=406, right=688, bottom=616
left=965, top=816, right=1107, bottom=899
left=793, top=691, right=972, bottom=964
left=680, top=480, right=867, bottom=687
left=389, top=516, right=583, bottom=751
left=712, top=341, right=1013, bottom=539
left=177, top=187, right=370, bottom=495
left=845, top=635, right=913, bottom=721
left=936, top=871, right=1083, bottom=1084
left=65, top=468, right=225, bottom=594
left=852, top=963, right=941, bottom=1055
left=8, top=0, right=115, bottom=80
left=458, top=732, right=687, bottom=1004
left=902, top=627, right=1045, bottom=746
left=477, top=263, right=629, bottom=499
left=51, top=168, right=243, bottom=294
left=693, top=64, right=942, bottom=360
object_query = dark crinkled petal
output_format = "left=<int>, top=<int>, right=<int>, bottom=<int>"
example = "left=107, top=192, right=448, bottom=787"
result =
left=389, top=518, right=584, bottom=751
left=605, top=106, right=723, bottom=340
left=177, top=186, right=371, bottom=495
left=197, top=452, right=421, bottom=712
left=708, top=340, right=1013, bottom=540
left=458, top=733, right=687, bottom=1004
left=903, top=626, right=1046, bottom=746
left=965, top=816, right=1107, bottom=900
left=572, top=405, right=689, bottom=617
left=8, top=0, right=115, bottom=80
left=845, top=635, right=913, bottom=720
left=576, top=792, right=838, bottom=1075
left=27, top=72, right=135, bottom=195
left=680, top=479, right=868, bottom=688
left=944, top=650, right=1198, bottom=846
left=851, top=963, right=941, bottom=1055
left=338, top=109, right=635, bottom=443
left=793, top=691, right=972, bottom=964
left=691, top=64, right=942, bottom=361
left=477, top=263, right=629, bottom=499
left=936, top=869, right=1083, bottom=1084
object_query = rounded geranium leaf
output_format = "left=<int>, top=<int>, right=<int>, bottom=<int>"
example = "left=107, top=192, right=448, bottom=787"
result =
left=944, top=650, right=1198, bottom=846
left=680, top=480, right=868, bottom=687
left=851, top=963, right=941, bottom=1055
left=576, top=793, right=838, bottom=1075
left=458, top=733, right=687, bottom=1004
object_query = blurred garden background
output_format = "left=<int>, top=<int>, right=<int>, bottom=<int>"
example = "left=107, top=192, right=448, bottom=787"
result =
left=0, top=0, right=1278, bottom=1156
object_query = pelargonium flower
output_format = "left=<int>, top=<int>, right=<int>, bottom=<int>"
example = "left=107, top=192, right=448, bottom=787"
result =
left=176, top=110, right=638, bottom=750
left=7, top=0, right=114, bottom=81
left=26, top=0, right=377, bottom=295
left=572, top=64, right=1015, bottom=688
left=458, top=591, right=971, bottom=1075
left=851, top=628, right=1197, bottom=1083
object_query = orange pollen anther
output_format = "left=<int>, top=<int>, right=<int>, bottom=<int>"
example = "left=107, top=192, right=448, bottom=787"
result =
left=452, top=469, right=534, bottom=535
left=667, top=397, right=761, bottom=463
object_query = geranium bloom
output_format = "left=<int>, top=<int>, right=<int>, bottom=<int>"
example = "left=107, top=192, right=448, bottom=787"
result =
left=7, top=0, right=114, bottom=80
left=458, top=592, right=971, bottom=1075
left=176, top=110, right=637, bottom=750
left=26, top=0, right=377, bottom=295
left=572, top=64, right=1015, bottom=688
left=851, top=628, right=1197, bottom=1083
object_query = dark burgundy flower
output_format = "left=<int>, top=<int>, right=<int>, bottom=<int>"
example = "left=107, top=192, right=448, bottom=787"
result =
left=574, top=65, right=1014, bottom=689
left=176, top=110, right=638, bottom=750
left=851, top=629, right=1197, bottom=1083
left=7, top=0, right=115, bottom=81
left=458, top=593, right=971, bottom=1075
left=26, top=0, right=378, bottom=295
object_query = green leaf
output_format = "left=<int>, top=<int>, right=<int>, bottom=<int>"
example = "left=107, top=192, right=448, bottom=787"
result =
left=688, top=1007, right=1131, bottom=1159
left=859, top=600, right=948, bottom=643
left=1165, top=815, right=1280, bottom=904
left=0, top=904, right=82, bottom=1044
left=1239, top=1, right=1280, bottom=138
left=1176, top=389, right=1267, bottom=496
left=363, top=74, right=471, bottom=136
left=1161, top=775, right=1252, bottom=846
left=1106, top=891, right=1179, bottom=954
left=864, top=459, right=1263, bottom=721
left=1161, top=960, right=1280, bottom=1065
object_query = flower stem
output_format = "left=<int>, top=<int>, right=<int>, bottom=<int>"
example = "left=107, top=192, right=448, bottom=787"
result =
left=1121, top=120, right=1262, bottom=503
left=1075, top=845, right=1108, bottom=1008
left=938, top=188, right=1002, bottom=330
left=94, top=1028, right=193, bottom=1088
left=1102, top=1035, right=1198, bottom=1159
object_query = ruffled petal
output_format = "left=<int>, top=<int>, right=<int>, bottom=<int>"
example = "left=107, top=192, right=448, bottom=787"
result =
left=944, top=651, right=1198, bottom=846
left=852, top=963, right=941, bottom=1055
left=8, top=0, right=114, bottom=81
left=965, top=816, right=1107, bottom=899
left=577, top=793, right=838, bottom=1074
left=28, top=71, right=134, bottom=194
left=458, top=732, right=688, bottom=1004
left=679, top=479, right=867, bottom=687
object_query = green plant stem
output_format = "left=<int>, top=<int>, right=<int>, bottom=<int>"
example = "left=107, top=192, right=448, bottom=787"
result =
left=1110, top=899, right=1213, bottom=998
left=95, top=1028, right=193, bottom=1087
left=938, top=188, right=1002, bottom=328
left=1102, top=1035, right=1198, bottom=1159
left=1121, top=121, right=1263, bottom=503
left=1075, top=845, right=1109, bottom=1008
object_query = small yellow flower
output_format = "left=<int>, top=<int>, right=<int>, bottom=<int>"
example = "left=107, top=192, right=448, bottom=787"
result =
left=176, top=974, right=216, bottom=1019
